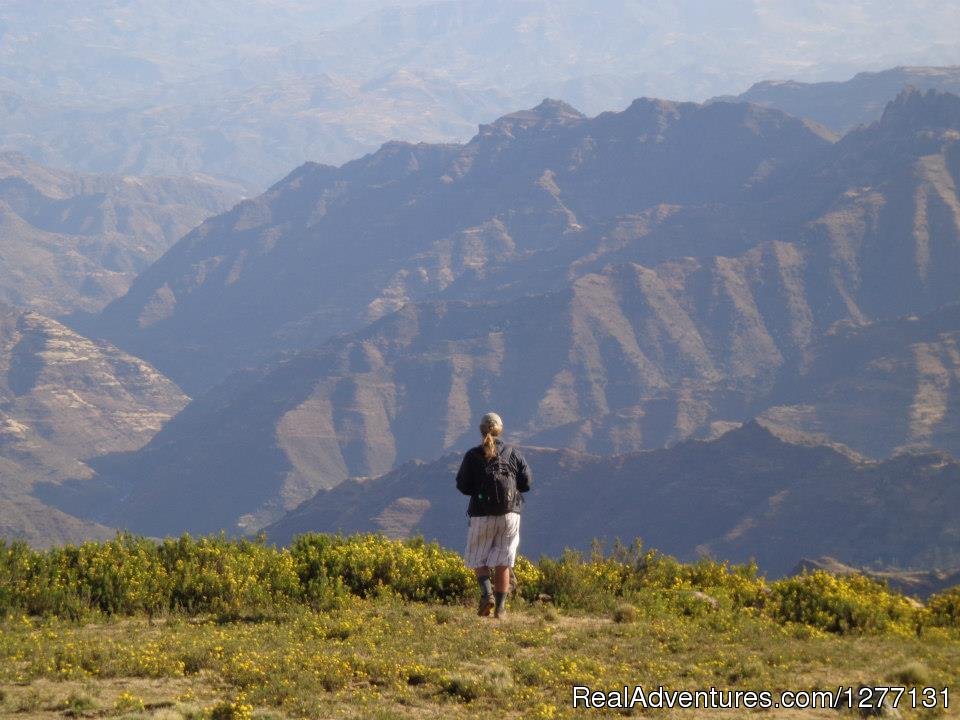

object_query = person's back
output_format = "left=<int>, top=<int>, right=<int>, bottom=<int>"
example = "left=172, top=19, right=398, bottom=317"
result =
left=455, top=412, right=531, bottom=618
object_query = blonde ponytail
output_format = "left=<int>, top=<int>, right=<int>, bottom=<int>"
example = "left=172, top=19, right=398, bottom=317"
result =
left=482, top=432, right=497, bottom=459
left=479, top=412, right=503, bottom=459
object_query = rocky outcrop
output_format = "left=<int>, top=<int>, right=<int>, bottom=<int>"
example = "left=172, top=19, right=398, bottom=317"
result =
left=0, top=302, right=189, bottom=545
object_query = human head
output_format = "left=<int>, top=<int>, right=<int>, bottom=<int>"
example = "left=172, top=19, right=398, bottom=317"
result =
left=479, top=412, right=503, bottom=459
left=480, top=412, right=503, bottom=437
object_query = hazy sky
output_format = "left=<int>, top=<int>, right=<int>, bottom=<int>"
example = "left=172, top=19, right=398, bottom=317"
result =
left=1, top=0, right=959, bottom=181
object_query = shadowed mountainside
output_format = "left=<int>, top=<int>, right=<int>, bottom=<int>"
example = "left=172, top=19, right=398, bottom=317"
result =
left=760, top=303, right=960, bottom=459
left=0, top=152, right=243, bottom=316
left=0, top=302, right=188, bottom=545
left=48, top=273, right=960, bottom=537
left=92, top=97, right=837, bottom=393
left=41, top=89, right=960, bottom=538
left=263, top=421, right=960, bottom=577
left=722, top=66, right=960, bottom=133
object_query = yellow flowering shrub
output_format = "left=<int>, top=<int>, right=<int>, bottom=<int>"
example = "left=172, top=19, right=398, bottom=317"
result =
left=207, top=693, right=253, bottom=720
left=113, top=691, right=145, bottom=713
left=767, top=571, right=919, bottom=634
left=927, top=586, right=960, bottom=627
left=290, top=534, right=473, bottom=602
left=537, top=549, right=627, bottom=609
left=0, top=531, right=953, bottom=637
left=511, top=555, right=543, bottom=600
left=158, top=533, right=300, bottom=615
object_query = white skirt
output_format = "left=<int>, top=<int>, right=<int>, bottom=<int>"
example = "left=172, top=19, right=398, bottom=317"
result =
left=464, top=512, right=521, bottom=569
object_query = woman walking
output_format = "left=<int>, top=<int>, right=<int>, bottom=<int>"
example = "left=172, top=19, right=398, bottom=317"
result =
left=456, top=412, right=532, bottom=618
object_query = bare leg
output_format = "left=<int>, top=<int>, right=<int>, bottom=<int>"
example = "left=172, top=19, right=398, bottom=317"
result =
left=493, top=565, right=510, bottom=593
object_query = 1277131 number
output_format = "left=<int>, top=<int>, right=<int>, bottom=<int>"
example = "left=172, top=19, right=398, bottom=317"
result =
left=839, top=686, right=949, bottom=710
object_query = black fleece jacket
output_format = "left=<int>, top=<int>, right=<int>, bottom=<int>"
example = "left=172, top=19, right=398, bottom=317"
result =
left=455, top=439, right=531, bottom=516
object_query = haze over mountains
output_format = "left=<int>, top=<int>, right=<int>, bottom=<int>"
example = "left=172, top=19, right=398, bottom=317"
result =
left=1, top=0, right=959, bottom=579
left=92, top=96, right=835, bottom=392
left=723, top=66, right=960, bottom=133
left=2, top=2, right=959, bottom=186
left=32, top=85, right=960, bottom=557
left=0, top=152, right=242, bottom=316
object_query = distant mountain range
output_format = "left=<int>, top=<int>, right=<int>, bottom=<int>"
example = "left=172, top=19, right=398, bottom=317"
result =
left=2, top=1, right=958, bottom=185
left=0, top=28, right=954, bottom=581
left=794, top=557, right=960, bottom=599
left=719, top=66, right=960, bottom=133
left=0, top=302, right=187, bottom=545
left=0, top=152, right=242, bottom=316
left=36, top=87, right=960, bottom=541
left=91, top=97, right=835, bottom=392
left=263, top=422, right=960, bottom=577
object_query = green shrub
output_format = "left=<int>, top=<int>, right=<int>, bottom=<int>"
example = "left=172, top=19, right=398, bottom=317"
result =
left=535, top=542, right=764, bottom=612
left=536, top=547, right=634, bottom=610
left=113, top=691, right=146, bottom=713
left=290, top=533, right=472, bottom=603
left=207, top=694, right=253, bottom=720
left=442, top=675, right=482, bottom=702
left=927, top=586, right=960, bottom=627
left=887, top=661, right=932, bottom=686
left=511, top=555, right=543, bottom=600
left=767, top=571, right=918, bottom=634
left=159, top=533, right=300, bottom=616
left=59, top=691, right=96, bottom=716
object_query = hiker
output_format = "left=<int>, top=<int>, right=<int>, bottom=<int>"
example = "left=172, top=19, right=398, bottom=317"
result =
left=455, top=412, right=532, bottom=618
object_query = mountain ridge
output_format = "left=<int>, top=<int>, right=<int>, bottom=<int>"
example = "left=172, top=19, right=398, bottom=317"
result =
left=0, top=152, right=243, bottom=316
left=263, top=421, right=960, bottom=576
left=0, top=301, right=188, bottom=546
left=720, top=66, right=960, bottom=133
left=91, top=95, right=838, bottom=393
left=40, top=89, right=960, bottom=539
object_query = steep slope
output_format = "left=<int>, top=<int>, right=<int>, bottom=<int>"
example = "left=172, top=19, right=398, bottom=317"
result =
left=760, top=303, right=960, bottom=459
left=0, top=302, right=188, bottom=545
left=51, top=90, right=960, bottom=537
left=94, top=98, right=834, bottom=392
left=0, top=153, right=243, bottom=316
left=50, top=242, right=959, bottom=536
left=264, top=422, right=960, bottom=576
left=724, top=66, right=960, bottom=133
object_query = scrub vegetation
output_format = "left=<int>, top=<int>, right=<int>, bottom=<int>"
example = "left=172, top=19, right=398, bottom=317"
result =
left=0, top=533, right=957, bottom=719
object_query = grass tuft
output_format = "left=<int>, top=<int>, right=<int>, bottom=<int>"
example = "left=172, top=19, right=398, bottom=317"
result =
left=888, top=660, right=933, bottom=686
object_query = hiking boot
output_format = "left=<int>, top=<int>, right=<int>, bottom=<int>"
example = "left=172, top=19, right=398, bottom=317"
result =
left=493, top=604, right=506, bottom=619
left=477, top=595, right=495, bottom=617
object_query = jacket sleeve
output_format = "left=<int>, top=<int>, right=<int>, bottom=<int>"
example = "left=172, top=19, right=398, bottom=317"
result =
left=514, top=450, right=531, bottom=493
left=455, top=452, right=477, bottom=495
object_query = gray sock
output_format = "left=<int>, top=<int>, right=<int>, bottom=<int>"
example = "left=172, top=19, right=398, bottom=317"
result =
left=494, top=591, right=507, bottom=612
left=478, top=575, right=493, bottom=599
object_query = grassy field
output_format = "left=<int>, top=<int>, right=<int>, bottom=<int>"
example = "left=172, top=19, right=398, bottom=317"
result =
left=1, top=534, right=958, bottom=719
left=0, top=592, right=958, bottom=720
